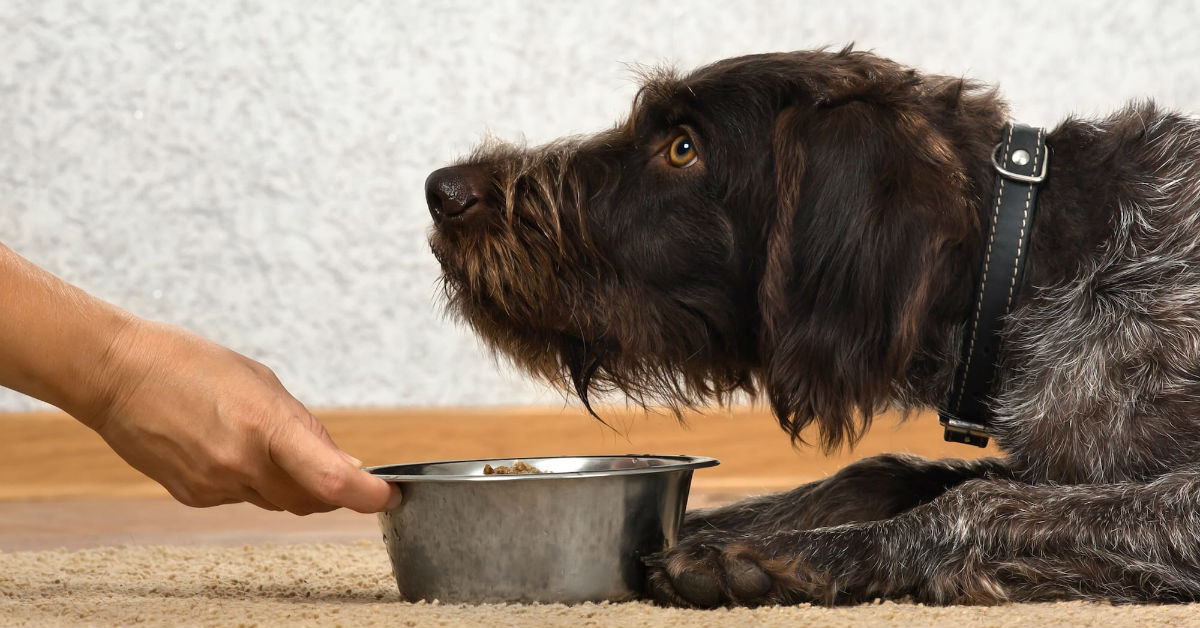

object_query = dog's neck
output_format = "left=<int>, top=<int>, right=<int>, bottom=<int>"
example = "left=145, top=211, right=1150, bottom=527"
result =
left=889, top=87, right=1010, bottom=411
left=904, top=94, right=1120, bottom=419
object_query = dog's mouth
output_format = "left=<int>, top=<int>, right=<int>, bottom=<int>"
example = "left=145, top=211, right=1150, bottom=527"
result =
left=426, top=197, right=589, bottom=339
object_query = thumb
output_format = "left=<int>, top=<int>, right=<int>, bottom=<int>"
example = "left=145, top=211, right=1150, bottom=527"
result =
left=271, top=420, right=402, bottom=513
left=301, top=413, right=366, bottom=468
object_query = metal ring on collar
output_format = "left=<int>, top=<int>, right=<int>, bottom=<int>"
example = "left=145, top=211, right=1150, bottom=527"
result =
left=991, top=142, right=1049, bottom=183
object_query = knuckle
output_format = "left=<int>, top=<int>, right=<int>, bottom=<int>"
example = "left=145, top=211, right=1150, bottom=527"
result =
left=208, top=449, right=252, bottom=481
left=287, top=501, right=337, bottom=517
left=171, top=489, right=201, bottom=507
left=311, top=465, right=351, bottom=503
left=171, top=485, right=218, bottom=508
left=250, top=361, right=282, bottom=385
left=207, top=448, right=237, bottom=470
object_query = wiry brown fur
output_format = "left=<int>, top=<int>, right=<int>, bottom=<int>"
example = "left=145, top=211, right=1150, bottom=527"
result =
left=426, top=46, right=1200, bottom=605
left=432, top=48, right=1003, bottom=446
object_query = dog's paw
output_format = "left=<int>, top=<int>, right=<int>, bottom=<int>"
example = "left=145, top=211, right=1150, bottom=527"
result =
left=644, top=538, right=785, bottom=608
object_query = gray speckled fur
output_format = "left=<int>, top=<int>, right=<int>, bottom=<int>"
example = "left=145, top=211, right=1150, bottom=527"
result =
left=648, top=108, right=1200, bottom=606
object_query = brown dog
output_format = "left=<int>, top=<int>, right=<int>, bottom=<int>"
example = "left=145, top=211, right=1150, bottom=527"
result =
left=425, top=47, right=1200, bottom=606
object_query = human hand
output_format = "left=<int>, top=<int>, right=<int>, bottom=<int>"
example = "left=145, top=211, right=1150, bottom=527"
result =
left=80, top=319, right=402, bottom=515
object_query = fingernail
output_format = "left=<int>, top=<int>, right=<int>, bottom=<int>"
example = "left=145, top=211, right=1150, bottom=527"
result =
left=340, top=451, right=364, bottom=467
left=384, top=486, right=403, bottom=511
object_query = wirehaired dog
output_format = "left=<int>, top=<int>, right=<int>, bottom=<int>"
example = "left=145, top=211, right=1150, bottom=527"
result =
left=424, top=47, right=1200, bottom=606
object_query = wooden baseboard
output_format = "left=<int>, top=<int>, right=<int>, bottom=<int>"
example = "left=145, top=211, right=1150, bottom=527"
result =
left=0, top=406, right=998, bottom=500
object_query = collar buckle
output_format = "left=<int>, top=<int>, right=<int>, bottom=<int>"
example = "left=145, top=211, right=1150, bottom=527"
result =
left=939, top=413, right=992, bottom=447
left=992, top=141, right=1049, bottom=183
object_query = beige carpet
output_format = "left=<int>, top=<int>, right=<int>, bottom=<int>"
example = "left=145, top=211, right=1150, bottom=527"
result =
left=4, top=409, right=1197, bottom=626
left=2, top=542, right=1198, bottom=628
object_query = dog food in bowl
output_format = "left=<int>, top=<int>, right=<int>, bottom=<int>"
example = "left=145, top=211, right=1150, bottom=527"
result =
left=482, top=460, right=544, bottom=475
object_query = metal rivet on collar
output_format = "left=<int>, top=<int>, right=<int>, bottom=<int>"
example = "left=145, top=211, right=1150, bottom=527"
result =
left=1012, top=149, right=1030, bottom=166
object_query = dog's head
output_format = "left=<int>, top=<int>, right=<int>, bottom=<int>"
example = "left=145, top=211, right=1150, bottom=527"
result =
left=427, top=48, right=1005, bottom=449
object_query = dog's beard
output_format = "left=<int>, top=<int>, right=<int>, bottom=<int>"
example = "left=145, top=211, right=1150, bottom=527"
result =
left=430, top=138, right=616, bottom=410
left=429, top=141, right=752, bottom=417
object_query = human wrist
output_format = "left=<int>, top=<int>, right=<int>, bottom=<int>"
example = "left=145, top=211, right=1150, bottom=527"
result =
left=65, top=309, right=149, bottom=430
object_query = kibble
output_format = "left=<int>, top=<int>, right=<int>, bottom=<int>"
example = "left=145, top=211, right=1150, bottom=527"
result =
left=482, top=460, right=545, bottom=475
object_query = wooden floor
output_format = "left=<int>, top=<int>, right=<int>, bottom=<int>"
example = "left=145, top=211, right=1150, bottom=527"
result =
left=0, top=406, right=997, bottom=550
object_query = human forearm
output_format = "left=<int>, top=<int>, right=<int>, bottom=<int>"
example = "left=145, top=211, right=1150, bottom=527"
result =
left=0, top=243, right=134, bottom=424
left=0, top=242, right=400, bottom=513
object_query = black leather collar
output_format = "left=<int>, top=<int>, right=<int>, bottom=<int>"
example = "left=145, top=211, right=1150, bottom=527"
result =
left=939, top=123, right=1049, bottom=447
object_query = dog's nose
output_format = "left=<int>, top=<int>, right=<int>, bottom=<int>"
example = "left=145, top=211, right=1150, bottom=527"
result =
left=425, top=166, right=489, bottom=222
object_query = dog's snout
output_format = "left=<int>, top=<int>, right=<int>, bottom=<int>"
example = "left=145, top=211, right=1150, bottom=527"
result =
left=425, top=166, right=490, bottom=222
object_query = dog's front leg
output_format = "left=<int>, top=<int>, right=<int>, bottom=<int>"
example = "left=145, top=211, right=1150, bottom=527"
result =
left=646, top=453, right=1008, bottom=607
left=649, top=470, right=1200, bottom=607
left=682, top=453, right=1008, bottom=537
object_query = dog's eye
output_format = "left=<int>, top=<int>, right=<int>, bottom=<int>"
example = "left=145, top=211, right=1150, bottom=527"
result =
left=666, top=133, right=699, bottom=168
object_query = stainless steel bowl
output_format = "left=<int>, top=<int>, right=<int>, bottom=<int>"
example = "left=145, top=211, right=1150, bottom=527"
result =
left=368, top=454, right=718, bottom=604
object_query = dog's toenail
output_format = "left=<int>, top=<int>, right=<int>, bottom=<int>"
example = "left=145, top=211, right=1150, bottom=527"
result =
left=641, top=554, right=668, bottom=567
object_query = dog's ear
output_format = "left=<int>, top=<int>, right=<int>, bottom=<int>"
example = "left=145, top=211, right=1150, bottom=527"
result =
left=760, top=92, right=973, bottom=451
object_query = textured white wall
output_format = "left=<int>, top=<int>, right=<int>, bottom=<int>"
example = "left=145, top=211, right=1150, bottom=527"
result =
left=2, top=0, right=1198, bottom=411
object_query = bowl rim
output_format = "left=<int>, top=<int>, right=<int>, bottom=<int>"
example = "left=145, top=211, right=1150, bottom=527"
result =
left=365, top=454, right=719, bottom=482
